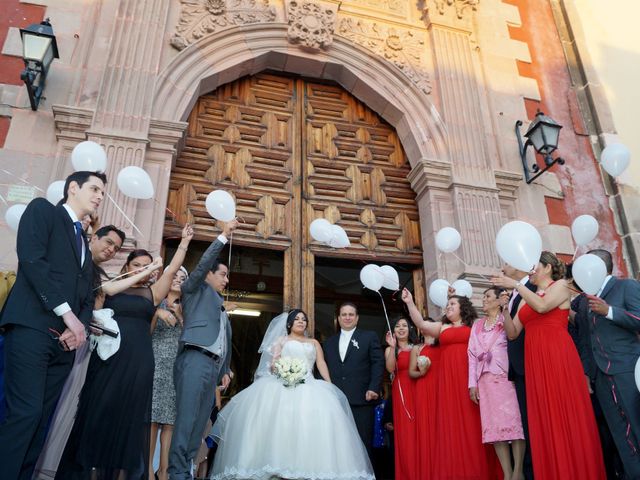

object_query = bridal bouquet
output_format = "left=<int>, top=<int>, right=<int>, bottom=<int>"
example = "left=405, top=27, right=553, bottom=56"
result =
left=273, top=357, right=307, bottom=388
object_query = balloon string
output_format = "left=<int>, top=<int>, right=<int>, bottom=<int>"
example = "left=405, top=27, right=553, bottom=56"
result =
left=225, top=230, right=233, bottom=304
left=378, top=290, right=413, bottom=421
left=0, top=169, right=45, bottom=193
left=0, top=193, right=8, bottom=206
left=93, top=264, right=153, bottom=291
left=572, top=245, right=579, bottom=261
left=451, top=252, right=491, bottom=282
left=107, top=193, right=144, bottom=238
left=377, top=290, right=392, bottom=334
left=590, top=309, right=639, bottom=456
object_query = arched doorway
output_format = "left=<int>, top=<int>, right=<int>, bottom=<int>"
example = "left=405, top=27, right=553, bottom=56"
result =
left=164, top=72, right=425, bottom=385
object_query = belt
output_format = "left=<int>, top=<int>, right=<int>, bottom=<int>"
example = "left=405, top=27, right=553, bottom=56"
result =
left=183, top=344, right=219, bottom=360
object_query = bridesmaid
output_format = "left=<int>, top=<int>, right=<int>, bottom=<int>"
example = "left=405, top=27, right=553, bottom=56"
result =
left=408, top=320, right=439, bottom=479
left=468, top=287, right=525, bottom=480
left=493, top=251, right=606, bottom=479
left=402, top=288, right=491, bottom=480
left=384, top=316, right=418, bottom=480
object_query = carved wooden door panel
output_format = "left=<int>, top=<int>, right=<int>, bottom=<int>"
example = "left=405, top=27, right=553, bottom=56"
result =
left=165, top=73, right=423, bottom=325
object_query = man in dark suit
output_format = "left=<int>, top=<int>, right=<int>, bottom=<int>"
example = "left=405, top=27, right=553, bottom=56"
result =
left=169, top=220, right=237, bottom=480
left=0, top=170, right=106, bottom=480
left=577, top=249, right=640, bottom=479
left=323, top=302, right=384, bottom=456
left=503, top=262, right=536, bottom=480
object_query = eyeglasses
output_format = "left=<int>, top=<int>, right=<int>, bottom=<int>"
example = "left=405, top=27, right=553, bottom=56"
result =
left=48, top=327, right=70, bottom=351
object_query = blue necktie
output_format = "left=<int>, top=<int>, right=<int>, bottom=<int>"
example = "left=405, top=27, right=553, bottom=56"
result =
left=74, top=221, right=83, bottom=258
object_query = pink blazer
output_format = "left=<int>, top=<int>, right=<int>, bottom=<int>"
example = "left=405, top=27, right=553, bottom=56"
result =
left=467, top=316, right=510, bottom=388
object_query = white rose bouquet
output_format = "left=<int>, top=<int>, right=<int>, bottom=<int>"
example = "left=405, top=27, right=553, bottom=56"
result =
left=273, top=356, right=307, bottom=388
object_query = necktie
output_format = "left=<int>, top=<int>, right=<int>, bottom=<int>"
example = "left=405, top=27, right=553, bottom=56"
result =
left=74, top=221, right=84, bottom=258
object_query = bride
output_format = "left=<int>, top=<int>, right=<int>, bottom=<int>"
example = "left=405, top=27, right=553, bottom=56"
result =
left=210, top=309, right=375, bottom=480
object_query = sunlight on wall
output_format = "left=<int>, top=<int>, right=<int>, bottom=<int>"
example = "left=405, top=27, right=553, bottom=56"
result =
left=573, top=0, right=640, bottom=186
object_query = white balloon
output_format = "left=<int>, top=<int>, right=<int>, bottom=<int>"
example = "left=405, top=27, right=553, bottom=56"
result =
left=429, top=279, right=450, bottom=308
left=635, top=357, right=640, bottom=393
left=46, top=180, right=65, bottom=205
left=600, top=143, right=630, bottom=177
left=451, top=279, right=473, bottom=298
left=571, top=215, right=599, bottom=247
left=116, top=166, right=154, bottom=200
left=495, top=221, right=542, bottom=272
left=205, top=190, right=236, bottom=221
left=572, top=254, right=607, bottom=295
left=328, top=224, right=350, bottom=248
left=360, top=264, right=385, bottom=292
left=310, top=218, right=333, bottom=243
left=71, top=141, right=108, bottom=173
left=5, top=204, right=27, bottom=231
left=435, top=227, right=462, bottom=253
left=380, top=265, right=399, bottom=290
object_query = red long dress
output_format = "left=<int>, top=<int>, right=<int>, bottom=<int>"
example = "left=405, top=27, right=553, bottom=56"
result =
left=414, top=344, right=440, bottom=479
left=432, top=326, right=490, bottom=480
left=392, top=349, right=418, bottom=480
left=519, top=300, right=606, bottom=479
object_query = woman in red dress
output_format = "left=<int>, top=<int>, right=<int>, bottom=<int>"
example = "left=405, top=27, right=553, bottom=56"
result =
left=403, top=289, right=491, bottom=480
left=493, top=251, right=606, bottom=480
left=385, top=316, right=418, bottom=480
left=408, top=326, right=440, bottom=479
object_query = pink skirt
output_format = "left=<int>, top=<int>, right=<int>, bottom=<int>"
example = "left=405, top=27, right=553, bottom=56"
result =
left=477, top=372, right=524, bottom=443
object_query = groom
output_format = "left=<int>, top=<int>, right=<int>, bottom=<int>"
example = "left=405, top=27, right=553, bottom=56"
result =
left=324, top=302, right=384, bottom=456
left=168, top=219, right=237, bottom=480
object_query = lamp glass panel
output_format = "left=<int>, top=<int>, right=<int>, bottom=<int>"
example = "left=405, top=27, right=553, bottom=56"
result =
left=41, top=47, right=55, bottom=71
left=527, top=125, right=545, bottom=152
left=22, top=35, right=51, bottom=62
left=541, top=124, right=560, bottom=151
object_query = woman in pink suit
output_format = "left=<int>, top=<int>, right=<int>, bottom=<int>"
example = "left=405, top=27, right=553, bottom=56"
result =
left=468, top=287, right=525, bottom=480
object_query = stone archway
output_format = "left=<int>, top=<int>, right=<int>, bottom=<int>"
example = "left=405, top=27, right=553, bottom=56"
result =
left=152, top=24, right=448, bottom=167
left=147, top=24, right=452, bottom=289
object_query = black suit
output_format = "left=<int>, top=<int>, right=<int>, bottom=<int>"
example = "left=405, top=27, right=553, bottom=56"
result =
left=576, top=277, right=640, bottom=479
left=323, top=328, right=384, bottom=454
left=0, top=199, right=94, bottom=480
left=507, top=280, right=536, bottom=480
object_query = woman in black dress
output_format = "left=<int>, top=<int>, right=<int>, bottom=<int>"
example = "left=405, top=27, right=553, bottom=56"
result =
left=57, top=225, right=194, bottom=479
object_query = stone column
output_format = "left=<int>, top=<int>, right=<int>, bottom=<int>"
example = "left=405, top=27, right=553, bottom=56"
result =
left=83, top=0, right=182, bottom=250
left=423, top=0, right=504, bottom=285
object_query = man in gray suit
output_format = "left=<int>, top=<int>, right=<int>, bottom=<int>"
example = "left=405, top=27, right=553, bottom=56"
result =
left=577, top=249, right=640, bottom=479
left=168, top=219, right=237, bottom=480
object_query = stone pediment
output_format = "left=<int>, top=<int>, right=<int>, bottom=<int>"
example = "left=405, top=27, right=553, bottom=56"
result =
left=169, top=0, right=443, bottom=96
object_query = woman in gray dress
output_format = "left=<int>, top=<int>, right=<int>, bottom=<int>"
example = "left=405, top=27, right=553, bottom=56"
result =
left=149, top=266, right=187, bottom=480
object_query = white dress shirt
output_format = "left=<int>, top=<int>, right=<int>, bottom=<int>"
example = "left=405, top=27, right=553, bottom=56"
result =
left=508, top=274, right=530, bottom=312
left=339, top=328, right=356, bottom=362
left=596, top=275, right=614, bottom=320
left=53, top=204, right=86, bottom=317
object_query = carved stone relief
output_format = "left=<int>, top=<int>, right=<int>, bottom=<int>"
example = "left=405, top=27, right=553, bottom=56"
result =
left=340, top=0, right=408, bottom=17
left=285, top=0, right=339, bottom=50
left=337, top=18, right=432, bottom=94
left=424, top=0, right=479, bottom=19
left=170, top=0, right=276, bottom=50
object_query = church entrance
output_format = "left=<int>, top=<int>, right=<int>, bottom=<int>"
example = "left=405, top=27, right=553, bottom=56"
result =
left=163, top=72, right=425, bottom=389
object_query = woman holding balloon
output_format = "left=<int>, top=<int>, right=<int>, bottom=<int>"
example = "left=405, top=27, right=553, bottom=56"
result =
left=384, top=316, right=418, bottom=480
left=492, top=251, right=606, bottom=479
left=401, top=289, right=492, bottom=479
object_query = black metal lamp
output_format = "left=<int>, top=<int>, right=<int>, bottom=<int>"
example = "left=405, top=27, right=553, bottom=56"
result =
left=19, top=19, right=59, bottom=111
left=515, top=111, right=565, bottom=184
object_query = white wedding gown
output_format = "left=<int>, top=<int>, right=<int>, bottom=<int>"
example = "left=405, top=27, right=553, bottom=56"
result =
left=210, top=339, right=375, bottom=480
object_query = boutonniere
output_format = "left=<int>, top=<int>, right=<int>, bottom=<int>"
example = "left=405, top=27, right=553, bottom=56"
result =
left=351, top=339, right=359, bottom=349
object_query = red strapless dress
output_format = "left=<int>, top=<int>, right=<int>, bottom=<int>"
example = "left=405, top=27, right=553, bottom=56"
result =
left=392, top=349, right=417, bottom=480
left=432, top=326, right=491, bottom=479
left=414, top=344, right=440, bottom=479
left=519, top=301, right=606, bottom=479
